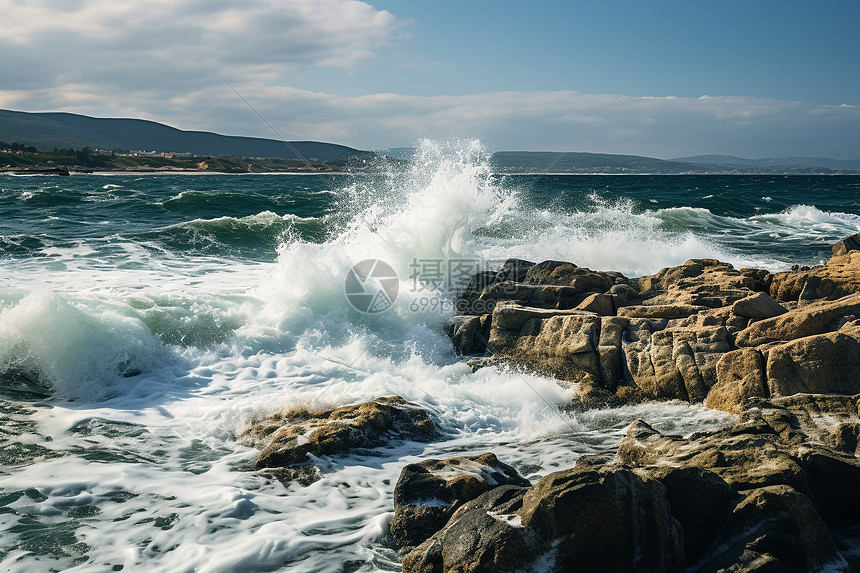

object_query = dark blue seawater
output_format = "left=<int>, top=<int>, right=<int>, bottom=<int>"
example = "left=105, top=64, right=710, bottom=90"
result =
left=0, top=146, right=858, bottom=572
left=2, top=172, right=858, bottom=269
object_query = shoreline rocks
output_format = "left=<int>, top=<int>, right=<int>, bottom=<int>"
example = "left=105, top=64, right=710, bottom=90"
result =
left=243, top=396, right=438, bottom=480
left=396, top=396, right=860, bottom=572
left=448, top=234, right=860, bottom=413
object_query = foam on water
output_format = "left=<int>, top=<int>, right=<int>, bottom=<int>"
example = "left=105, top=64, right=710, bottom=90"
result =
left=4, top=141, right=842, bottom=571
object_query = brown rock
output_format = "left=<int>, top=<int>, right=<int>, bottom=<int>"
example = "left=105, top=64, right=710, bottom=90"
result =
left=832, top=233, right=860, bottom=257
left=735, top=294, right=860, bottom=347
left=765, top=327, right=860, bottom=397
left=706, top=348, right=769, bottom=414
left=390, top=453, right=530, bottom=550
left=769, top=251, right=860, bottom=302
left=247, top=396, right=437, bottom=470
left=732, top=292, right=788, bottom=319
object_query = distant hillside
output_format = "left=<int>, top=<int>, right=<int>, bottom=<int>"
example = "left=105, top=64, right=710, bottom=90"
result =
left=0, top=109, right=372, bottom=161
left=672, top=154, right=860, bottom=171
left=491, top=151, right=716, bottom=174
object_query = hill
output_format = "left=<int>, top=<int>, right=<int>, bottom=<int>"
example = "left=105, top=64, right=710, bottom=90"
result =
left=672, top=154, right=860, bottom=172
left=0, top=109, right=372, bottom=161
left=491, top=151, right=717, bottom=174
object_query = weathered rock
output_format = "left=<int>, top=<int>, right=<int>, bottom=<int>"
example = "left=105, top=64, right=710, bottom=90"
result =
left=634, top=259, right=756, bottom=309
left=622, top=325, right=731, bottom=403
left=403, top=465, right=685, bottom=573
left=616, top=304, right=709, bottom=319
left=764, top=327, right=860, bottom=397
left=520, top=466, right=685, bottom=572
left=706, top=348, right=769, bottom=414
left=401, top=486, right=538, bottom=573
left=699, top=485, right=843, bottom=573
left=494, top=258, right=535, bottom=283
left=486, top=301, right=593, bottom=350
left=769, top=251, right=860, bottom=302
left=735, top=294, right=860, bottom=347
left=390, top=453, right=530, bottom=550
left=833, top=233, right=860, bottom=257
left=247, top=396, right=437, bottom=470
left=522, top=260, right=623, bottom=291
left=448, top=314, right=491, bottom=355
left=732, top=291, right=788, bottom=319
left=575, top=292, right=615, bottom=315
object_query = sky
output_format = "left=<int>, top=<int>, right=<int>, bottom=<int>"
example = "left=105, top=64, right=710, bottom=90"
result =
left=1, top=0, right=858, bottom=158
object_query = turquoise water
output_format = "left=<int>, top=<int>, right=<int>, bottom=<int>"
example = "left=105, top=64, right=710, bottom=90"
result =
left=0, top=142, right=857, bottom=571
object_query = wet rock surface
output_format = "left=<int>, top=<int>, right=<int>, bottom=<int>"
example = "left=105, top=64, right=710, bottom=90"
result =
left=397, top=397, right=860, bottom=572
left=244, top=396, right=438, bottom=474
left=447, top=236, right=860, bottom=411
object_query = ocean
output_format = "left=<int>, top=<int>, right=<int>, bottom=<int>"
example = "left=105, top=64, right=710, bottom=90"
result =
left=1, top=140, right=859, bottom=572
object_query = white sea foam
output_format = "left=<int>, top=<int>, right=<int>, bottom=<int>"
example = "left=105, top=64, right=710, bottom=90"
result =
left=0, top=140, right=771, bottom=571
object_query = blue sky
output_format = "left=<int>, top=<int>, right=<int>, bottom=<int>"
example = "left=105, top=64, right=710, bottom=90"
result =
left=1, top=0, right=858, bottom=158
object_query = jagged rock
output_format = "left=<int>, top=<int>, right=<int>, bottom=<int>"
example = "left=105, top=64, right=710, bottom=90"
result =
left=698, top=485, right=844, bottom=573
left=389, top=453, right=530, bottom=550
left=246, top=396, right=437, bottom=470
left=401, top=486, right=538, bottom=573
left=455, top=270, right=501, bottom=314
left=764, top=322, right=860, bottom=396
left=403, top=466, right=685, bottom=573
left=522, top=260, right=624, bottom=291
left=448, top=314, right=491, bottom=355
left=634, top=259, right=756, bottom=309
left=494, top=258, right=535, bottom=283
left=706, top=348, right=768, bottom=414
left=731, top=291, right=788, bottom=319
left=574, top=292, right=615, bottom=315
left=769, top=251, right=860, bottom=302
left=735, top=294, right=860, bottom=347
left=486, top=301, right=594, bottom=350
left=832, top=233, right=860, bottom=257
left=622, top=325, right=731, bottom=403
left=616, top=304, right=709, bottom=319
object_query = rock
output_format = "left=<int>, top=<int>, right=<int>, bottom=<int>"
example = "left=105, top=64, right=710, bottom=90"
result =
left=390, top=453, right=530, bottom=550
left=706, top=348, right=769, bottom=414
left=574, top=292, right=615, bottom=315
left=247, top=396, right=437, bottom=470
left=401, top=486, right=539, bottom=573
left=455, top=270, right=500, bottom=314
left=522, top=260, right=623, bottom=292
left=735, top=294, right=860, bottom=347
left=832, top=233, right=860, bottom=257
left=732, top=292, right=788, bottom=319
left=622, top=325, right=731, bottom=403
left=617, top=419, right=809, bottom=494
left=448, top=314, right=491, bottom=355
left=764, top=325, right=860, bottom=397
left=616, top=304, right=709, bottom=319
left=519, top=466, right=685, bottom=572
left=486, top=301, right=593, bottom=350
left=403, top=466, right=685, bottom=573
left=634, top=259, right=756, bottom=309
left=494, top=258, right=535, bottom=283
left=769, top=251, right=860, bottom=302
left=646, top=466, right=735, bottom=565
left=699, top=485, right=843, bottom=573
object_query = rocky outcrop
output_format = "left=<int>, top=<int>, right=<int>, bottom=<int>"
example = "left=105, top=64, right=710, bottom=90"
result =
left=448, top=235, right=860, bottom=412
left=389, top=453, right=530, bottom=551
left=244, top=396, right=437, bottom=472
left=398, top=397, right=860, bottom=572
left=401, top=463, right=685, bottom=573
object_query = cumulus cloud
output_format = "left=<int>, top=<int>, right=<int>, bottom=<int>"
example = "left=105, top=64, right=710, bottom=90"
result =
left=0, top=0, right=398, bottom=91
left=1, top=1, right=857, bottom=159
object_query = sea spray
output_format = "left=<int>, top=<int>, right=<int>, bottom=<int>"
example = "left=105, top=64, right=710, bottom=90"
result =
left=1, top=146, right=857, bottom=571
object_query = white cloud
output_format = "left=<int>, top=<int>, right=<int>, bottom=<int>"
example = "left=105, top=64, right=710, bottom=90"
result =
left=0, top=1, right=857, bottom=159
left=0, top=0, right=398, bottom=91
